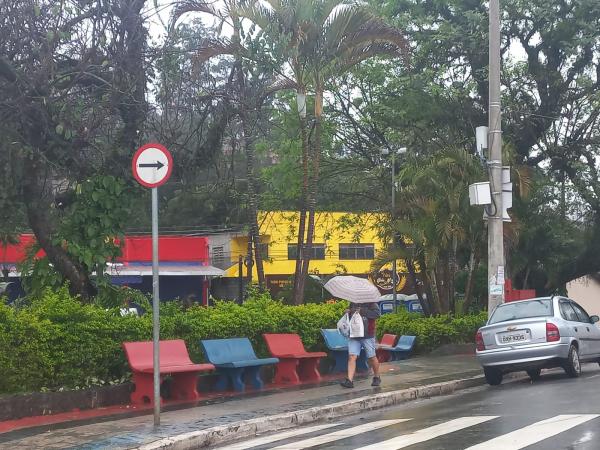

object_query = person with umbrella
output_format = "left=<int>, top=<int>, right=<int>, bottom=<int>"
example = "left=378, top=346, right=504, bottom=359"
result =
left=324, top=276, right=382, bottom=388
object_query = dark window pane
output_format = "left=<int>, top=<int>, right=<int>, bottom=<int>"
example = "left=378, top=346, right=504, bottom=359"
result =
left=313, top=245, right=325, bottom=260
left=571, top=302, right=591, bottom=323
left=287, top=244, right=297, bottom=260
left=560, top=302, right=579, bottom=322
left=489, top=299, right=553, bottom=324
left=259, top=243, right=269, bottom=259
left=339, top=244, right=375, bottom=260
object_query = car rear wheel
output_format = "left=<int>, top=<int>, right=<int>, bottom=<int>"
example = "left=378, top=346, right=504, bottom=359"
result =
left=563, top=344, right=581, bottom=378
left=526, top=368, right=541, bottom=380
left=484, top=367, right=503, bottom=386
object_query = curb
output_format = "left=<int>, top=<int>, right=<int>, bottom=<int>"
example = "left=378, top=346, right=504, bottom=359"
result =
left=137, top=375, right=486, bottom=450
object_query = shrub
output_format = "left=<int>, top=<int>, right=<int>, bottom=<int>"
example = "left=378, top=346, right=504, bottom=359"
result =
left=0, top=287, right=486, bottom=394
left=377, top=310, right=488, bottom=353
left=0, top=288, right=346, bottom=393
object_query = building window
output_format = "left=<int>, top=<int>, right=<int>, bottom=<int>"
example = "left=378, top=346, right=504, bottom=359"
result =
left=212, top=246, right=225, bottom=267
left=339, top=244, right=375, bottom=260
left=258, top=242, right=269, bottom=259
left=287, top=244, right=326, bottom=260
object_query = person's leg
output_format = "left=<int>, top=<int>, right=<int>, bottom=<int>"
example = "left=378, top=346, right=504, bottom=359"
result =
left=363, top=338, right=381, bottom=386
left=342, top=339, right=360, bottom=388
left=348, top=355, right=358, bottom=380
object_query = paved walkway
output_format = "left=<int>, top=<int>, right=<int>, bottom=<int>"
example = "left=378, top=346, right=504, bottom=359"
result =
left=0, top=354, right=481, bottom=450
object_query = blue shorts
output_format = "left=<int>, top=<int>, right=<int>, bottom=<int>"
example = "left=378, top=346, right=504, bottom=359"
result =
left=348, top=337, right=376, bottom=359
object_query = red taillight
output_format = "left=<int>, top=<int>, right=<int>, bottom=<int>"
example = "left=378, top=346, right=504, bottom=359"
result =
left=476, top=330, right=485, bottom=351
left=546, top=322, right=560, bottom=342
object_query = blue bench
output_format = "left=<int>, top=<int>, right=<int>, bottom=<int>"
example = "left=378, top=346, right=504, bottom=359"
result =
left=320, top=329, right=369, bottom=373
left=389, top=335, right=416, bottom=361
left=200, top=338, right=279, bottom=392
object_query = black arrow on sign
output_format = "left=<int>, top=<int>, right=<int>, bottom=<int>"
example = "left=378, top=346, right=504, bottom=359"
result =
left=139, top=161, right=165, bottom=170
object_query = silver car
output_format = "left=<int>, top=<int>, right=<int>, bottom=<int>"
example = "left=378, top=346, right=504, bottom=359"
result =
left=475, top=296, right=600, bottom=385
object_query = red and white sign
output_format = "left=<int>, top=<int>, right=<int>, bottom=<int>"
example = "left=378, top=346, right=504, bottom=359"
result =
left=132, top=143, right=173, bottom=188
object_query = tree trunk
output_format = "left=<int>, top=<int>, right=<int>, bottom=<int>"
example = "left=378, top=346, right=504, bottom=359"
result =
left=22, top=156, right=95, bottom=301
left=398, top=238, right=432, bottom=316
left=240, top=108, right=265, bottom=289
left=429, top=268, right=445, bottom=314
left=293, top=90, right=311, bottom=305
left=448, top=236, right=458, bottom=313
left=299, top=89, right=323, bottom=304
left=523, top=265, right=531, bottom=290
left=463, top=246, right=481, bottom=314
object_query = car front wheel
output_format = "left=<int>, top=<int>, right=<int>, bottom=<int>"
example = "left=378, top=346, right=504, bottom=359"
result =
left=484, top=367, right=503, bottom=386
left=563, top=344, right=581, bottom=378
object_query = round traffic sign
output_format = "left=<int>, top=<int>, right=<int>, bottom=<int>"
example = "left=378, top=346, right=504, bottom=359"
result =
left=132, top=143, right=173, bottom=188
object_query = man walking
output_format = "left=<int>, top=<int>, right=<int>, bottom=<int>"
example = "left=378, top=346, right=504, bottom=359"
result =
left=341, top=302, right=381, bottom=388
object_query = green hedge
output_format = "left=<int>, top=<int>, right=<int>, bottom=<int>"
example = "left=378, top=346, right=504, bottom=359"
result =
left=377, top=310, right=488, bottom=353
left=0, top=288, right=486, bottom=394
left=0, top=288, right=346, bottom=393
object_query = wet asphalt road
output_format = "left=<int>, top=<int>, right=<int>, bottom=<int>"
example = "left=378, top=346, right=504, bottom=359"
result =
left=220, top=363, right=600, bottom=449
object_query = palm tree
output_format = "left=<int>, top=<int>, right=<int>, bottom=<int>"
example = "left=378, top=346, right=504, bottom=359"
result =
left=171, top=0, right=269, bottom=289
left=374, top=148, right=485, bottom=315
left=237, top=0, right=410, bottom=303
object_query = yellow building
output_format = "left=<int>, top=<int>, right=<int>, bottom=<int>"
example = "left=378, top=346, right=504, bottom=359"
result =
left=222, top=211, right=410, bottom=296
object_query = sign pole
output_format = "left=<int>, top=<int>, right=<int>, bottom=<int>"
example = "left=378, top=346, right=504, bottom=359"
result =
left=131, top=142, right=172, bottom=428
left=152, top=186, right=160, bottom=427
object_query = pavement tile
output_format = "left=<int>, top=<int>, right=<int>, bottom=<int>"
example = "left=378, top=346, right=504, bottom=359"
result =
left=0, top=354, right=479, bottom=450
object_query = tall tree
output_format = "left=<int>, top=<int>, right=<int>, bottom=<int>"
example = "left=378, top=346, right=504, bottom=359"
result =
left=237, top=0, right=410, bottom=303
left=0, top=0, right=147, bottom=300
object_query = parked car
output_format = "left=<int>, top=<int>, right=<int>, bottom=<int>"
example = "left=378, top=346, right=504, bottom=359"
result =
left=475, top=296, right=600, bottom=385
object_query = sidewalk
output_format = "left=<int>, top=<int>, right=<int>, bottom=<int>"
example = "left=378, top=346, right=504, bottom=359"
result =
left=0, top=354, right=482, bottom=450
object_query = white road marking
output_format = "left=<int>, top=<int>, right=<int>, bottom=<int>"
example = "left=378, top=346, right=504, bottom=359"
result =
left=354, top=416, right=498, bottom=450
left=268, top=419, right=409, bottom=449
left=215, top=423, right=342, bottom=450
left=465, top=414, right=600, bottom=449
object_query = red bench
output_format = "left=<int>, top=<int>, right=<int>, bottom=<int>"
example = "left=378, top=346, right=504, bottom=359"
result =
left=376, top=333, right=398, bottom=362
left=122, top=340, right=214, bottom=405
left=263, top=333, right=327, bottom=384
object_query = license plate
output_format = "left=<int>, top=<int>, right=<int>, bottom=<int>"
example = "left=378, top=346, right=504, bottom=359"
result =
left=499, top=331, right=529, bottom=344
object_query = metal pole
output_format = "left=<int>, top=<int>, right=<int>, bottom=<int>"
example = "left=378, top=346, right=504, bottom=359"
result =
left=487, top=0, right=505, bottom=315
left=391, top=151, right=398, bottom=313
left=151, top=187, right=160, bottom=426
left=238, top=255, right=244, bottom=304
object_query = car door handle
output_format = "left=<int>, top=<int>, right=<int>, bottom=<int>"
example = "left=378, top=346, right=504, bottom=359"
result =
left=574, top=327, right=578, bottom=332
left=587, top=327, right=590, bottom=332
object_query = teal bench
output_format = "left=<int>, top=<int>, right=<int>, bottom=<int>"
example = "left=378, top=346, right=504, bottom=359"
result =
left=320, top=329, right=369, bottom=373
left=200, top=338, right=279, bottom=391
left=389, top=335, right=417, bottom=361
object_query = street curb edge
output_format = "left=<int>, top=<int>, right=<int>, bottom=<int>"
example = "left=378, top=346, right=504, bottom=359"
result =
left=136, top=375, right=486, bottom=450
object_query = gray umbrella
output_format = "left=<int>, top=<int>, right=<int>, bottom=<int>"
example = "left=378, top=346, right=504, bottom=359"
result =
left=323, top=275, right=381, bottom=304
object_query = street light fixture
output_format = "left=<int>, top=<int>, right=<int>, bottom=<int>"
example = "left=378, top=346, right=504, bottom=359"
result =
left=381, top=146, right=407, bottom=313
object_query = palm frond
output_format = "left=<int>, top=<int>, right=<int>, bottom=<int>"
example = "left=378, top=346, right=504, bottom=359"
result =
left=234, top=2, right=277, bottom=32
left=170, top=0, right=222, bottom=29
left=193, top=37, right=243, bottom=66
left=259, top=76, right=299, bottom=101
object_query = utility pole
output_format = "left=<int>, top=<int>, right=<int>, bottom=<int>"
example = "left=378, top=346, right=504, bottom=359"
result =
left=382, top=146, right=406, bottom=313
left=391, top=150, right=397, bottom=314
left=487, top=0, right=505, bottom=314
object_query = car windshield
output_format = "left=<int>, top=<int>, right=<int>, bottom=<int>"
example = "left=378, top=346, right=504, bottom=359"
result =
left=488, top=299, right=553, bottom=324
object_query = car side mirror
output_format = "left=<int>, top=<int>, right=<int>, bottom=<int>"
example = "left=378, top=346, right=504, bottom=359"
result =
left=591, top=315, right=599, bottom=324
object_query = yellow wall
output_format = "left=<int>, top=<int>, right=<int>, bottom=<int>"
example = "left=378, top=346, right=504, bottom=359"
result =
left=225, top=211, right=406, bottom=278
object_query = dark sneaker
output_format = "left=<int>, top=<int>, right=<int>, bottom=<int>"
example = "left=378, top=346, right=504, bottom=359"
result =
left=340, top=378, right=354, bottom=388
left=371, top=376, right=381, bottom=387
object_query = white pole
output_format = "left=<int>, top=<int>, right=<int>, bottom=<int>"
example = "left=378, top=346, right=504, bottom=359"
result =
left=487, top=0, right=505, bottom=314
left=391, top=151, right=397, bottom=313
left=152, top=187, right=160, bottom=426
